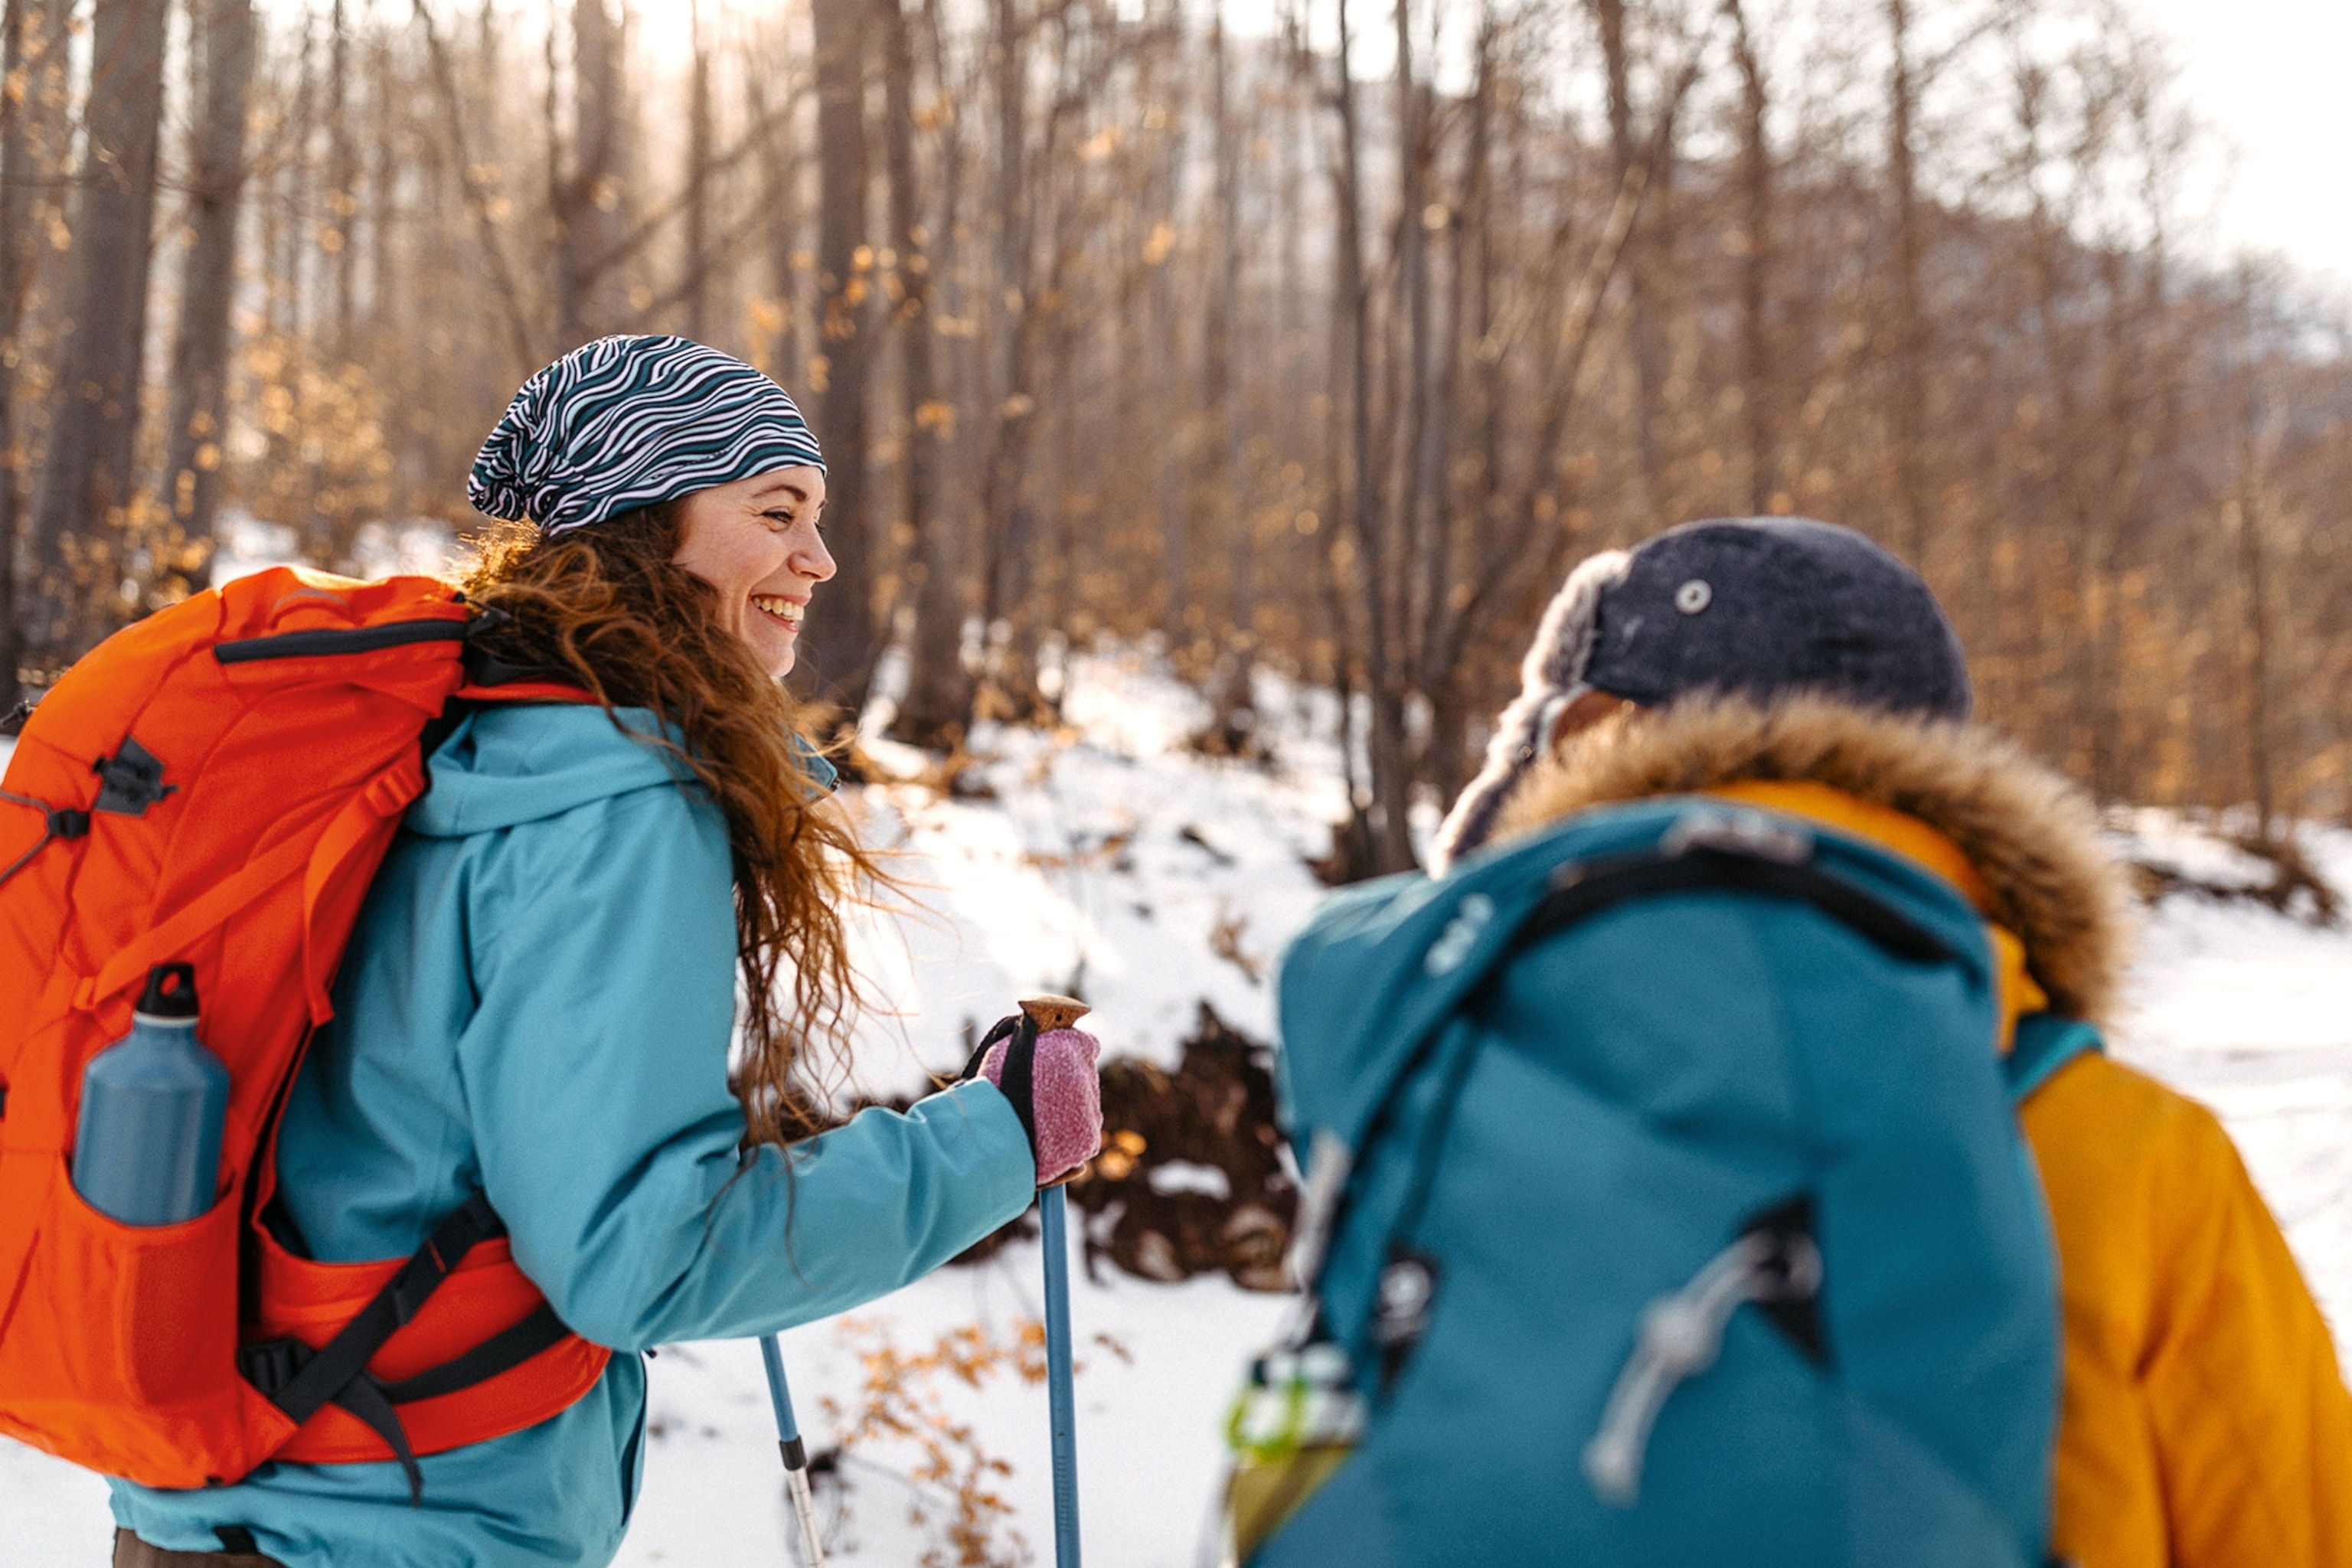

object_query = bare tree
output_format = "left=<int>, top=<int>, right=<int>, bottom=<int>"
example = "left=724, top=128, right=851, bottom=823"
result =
left=5, top=0, right=2348, bottom=836
left=799, top=0, right=880, bottom=712
left=1200, top=2, right=1256, bottom=750
left=25, top=0, right=172, bottom=658
left=556, top=0, right=629, bottom=345
left=1725, top=0, right=1775, bottom=513
left=884, top=0, right=972, bottom=746
left=160, top=0, right=259, bottom=582
left=0, top=0, right=59, bottom=697
left=1883, top=0, right=1931, bottom=564
left=681, top=1, right=714, bottom=341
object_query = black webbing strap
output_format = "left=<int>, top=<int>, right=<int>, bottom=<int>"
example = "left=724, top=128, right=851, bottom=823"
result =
left=239, top=1192, right=557, bottom=1505
left=1517, top=846, right=1955, bottom=966
left=254, top=1191, right=505, bottom=1426
left=374, top=1302, right=572, bottom=1403
left=325, top=1376, right=426, bottom=1506
left=962, top=1012, right=1039, bottom=1152
left=997, top=1014, right=1041, bottom=1152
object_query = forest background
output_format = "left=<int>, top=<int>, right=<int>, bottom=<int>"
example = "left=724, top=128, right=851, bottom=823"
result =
left=2, top=0, right=2347, bottom=879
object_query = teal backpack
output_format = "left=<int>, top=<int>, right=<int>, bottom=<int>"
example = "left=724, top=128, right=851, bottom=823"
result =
left=1230, top=795, right=2060, bottom=1567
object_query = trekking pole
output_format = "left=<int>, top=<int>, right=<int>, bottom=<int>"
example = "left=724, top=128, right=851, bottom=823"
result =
left=1018, top=995, right=1089, bottom=1568
left=758, top=1334, right=825, bottom=1567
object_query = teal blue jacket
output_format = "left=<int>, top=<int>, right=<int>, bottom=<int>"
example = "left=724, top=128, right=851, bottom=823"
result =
left=109, top=704, right=1037, bottom=1566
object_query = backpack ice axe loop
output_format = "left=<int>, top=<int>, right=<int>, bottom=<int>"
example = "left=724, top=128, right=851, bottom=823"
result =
left=1582, top=1198, right=1825, bottom=1509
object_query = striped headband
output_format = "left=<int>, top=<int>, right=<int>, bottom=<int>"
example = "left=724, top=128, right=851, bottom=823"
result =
left=469, top=335, right=825, bottom=536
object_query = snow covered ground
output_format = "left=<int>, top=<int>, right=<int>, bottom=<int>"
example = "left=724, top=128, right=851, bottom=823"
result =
left=5, top=633, right=2350, bottom=1566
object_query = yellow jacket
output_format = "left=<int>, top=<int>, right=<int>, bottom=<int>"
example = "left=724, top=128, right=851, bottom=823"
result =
left=1491, top=697, right=2352, bottom=1566
left=1713, top=779, right=2352, bottom=1566
left=2024, top=1047, right=2352, bottom=1567
left=1717, top=777, right=2352, bottom=1566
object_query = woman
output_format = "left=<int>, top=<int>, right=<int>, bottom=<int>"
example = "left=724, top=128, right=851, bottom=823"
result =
left=106, top=335, right=1103, bottom=1567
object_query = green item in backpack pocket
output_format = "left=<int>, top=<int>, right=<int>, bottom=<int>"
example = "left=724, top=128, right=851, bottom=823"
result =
left=1220, top=1343, right=1365, bottom=1564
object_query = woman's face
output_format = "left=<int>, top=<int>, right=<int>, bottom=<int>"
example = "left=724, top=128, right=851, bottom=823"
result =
left=671, top=466, right=834, bottom=678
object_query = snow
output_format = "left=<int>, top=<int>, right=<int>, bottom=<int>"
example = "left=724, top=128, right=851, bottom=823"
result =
left=5, top=646, right=2350, bottom=1566
left=2106, top=814, right=2352, bottom=1338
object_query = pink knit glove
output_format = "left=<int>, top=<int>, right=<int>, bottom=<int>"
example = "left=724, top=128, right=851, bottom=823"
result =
left=981, top=1027, right=1104, bottom=1185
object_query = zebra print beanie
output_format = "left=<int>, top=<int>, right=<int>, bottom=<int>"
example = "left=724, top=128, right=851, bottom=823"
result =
left=469, top=335, right=825, bottom=536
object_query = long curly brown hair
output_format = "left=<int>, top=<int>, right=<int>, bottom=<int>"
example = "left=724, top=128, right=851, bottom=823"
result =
left=458, top=505, right=877, bottom=1146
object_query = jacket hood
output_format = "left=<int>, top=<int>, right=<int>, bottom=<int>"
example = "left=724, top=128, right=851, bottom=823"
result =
left=407, top=703, right=690, bottom=838
left=1484, top=694, right=2135, bottom=1024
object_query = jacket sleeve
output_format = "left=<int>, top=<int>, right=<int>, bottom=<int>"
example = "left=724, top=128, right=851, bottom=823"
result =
left=450, top=780, right=1039, bottom=1350
left=2139, top=1092, right=2352, bottom=1568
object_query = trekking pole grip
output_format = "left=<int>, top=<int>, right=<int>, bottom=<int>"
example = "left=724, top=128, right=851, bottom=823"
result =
left=1018, top=995, right=1090, bottom=1034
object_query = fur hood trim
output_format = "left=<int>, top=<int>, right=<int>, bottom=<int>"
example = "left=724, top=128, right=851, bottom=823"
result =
left=1488, top=694, right=2135, bottom=1024
left=1429, top=547, right=1630, bottom=871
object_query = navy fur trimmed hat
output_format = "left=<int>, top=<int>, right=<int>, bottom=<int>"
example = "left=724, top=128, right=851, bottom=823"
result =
left=1432, top=516, right=1970, bottom=870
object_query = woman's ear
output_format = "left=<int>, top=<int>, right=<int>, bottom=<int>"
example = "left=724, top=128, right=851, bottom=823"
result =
left=1549, top=688, right=1636, bottom=753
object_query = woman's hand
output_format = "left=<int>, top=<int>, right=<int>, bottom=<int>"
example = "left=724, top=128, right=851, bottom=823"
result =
left=969, top=1018, right=1104, bottom=1187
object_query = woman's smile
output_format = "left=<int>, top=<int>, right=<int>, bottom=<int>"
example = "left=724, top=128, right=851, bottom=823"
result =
left=749, top=593, right=806, bottom=630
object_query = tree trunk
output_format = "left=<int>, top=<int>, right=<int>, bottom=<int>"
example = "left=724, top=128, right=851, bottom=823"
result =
left=1885, top=0, right=1929, bottom=564
left=0, top=0, right=57, bottom=699
left=801, top=0, right=880, bottom=715
left=25, top=0, right=170, bottom=660
left=975, top=0, right=1045, bottom=720
left=1331, top=0, right=1413, bottom=873
left=1726, top=0, right=1775, bottom=514
left=159, top=0, right=256, bottom=586
left=681, top=2, right=713, bottom=341
left=1147, top=7, right=1191, bottom=645
left=327, top=0, right=357, bottom=360
left=749, top=29, right=801, bottom=384
left=1593, top=0, right=1670, bottom=515
left=1203, top=4, right=1256, bottom=750
left=1419, top=4, right=1494, bottom=811
left=884, top=0, right=971, bottom=748
left=368, top=38, right=398, bottom=360
left=557, top=0, right=627, bottom=346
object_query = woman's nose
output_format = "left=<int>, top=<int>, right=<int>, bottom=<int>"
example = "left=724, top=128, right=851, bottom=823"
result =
left=792, top=524, right=838, bottom=584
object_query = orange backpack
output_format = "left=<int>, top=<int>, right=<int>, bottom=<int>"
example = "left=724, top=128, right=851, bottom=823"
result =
left=0, top=567, right=611, bottom=1500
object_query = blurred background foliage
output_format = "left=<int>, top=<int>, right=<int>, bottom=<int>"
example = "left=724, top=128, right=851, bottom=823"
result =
left=2, top=0, right=2347, bottom=873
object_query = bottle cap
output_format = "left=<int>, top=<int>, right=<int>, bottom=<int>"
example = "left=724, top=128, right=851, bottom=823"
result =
left=136, top=962, right=200, bottom=1021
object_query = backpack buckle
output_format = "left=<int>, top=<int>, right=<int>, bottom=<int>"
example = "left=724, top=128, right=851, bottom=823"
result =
left=237, top=1336, right=313, bottom=1398
left=91, top=737, right=177, bottom=816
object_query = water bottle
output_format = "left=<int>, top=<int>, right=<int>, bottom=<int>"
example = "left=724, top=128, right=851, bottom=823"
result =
left=70, top=962, right=230, bottom=1227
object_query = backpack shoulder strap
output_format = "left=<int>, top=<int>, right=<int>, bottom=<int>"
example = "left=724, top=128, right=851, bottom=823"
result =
left=2002, top=1014, right=2104, bottom=1103
left=1297, top=812, right=1965, bottom=1342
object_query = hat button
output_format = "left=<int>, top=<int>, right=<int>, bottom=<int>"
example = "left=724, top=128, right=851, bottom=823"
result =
left=1674, top=580, right=1713, bottom=615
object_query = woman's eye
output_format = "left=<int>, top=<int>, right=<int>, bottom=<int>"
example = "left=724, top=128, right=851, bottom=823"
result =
left=761, top=509, right=795, bottom=528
